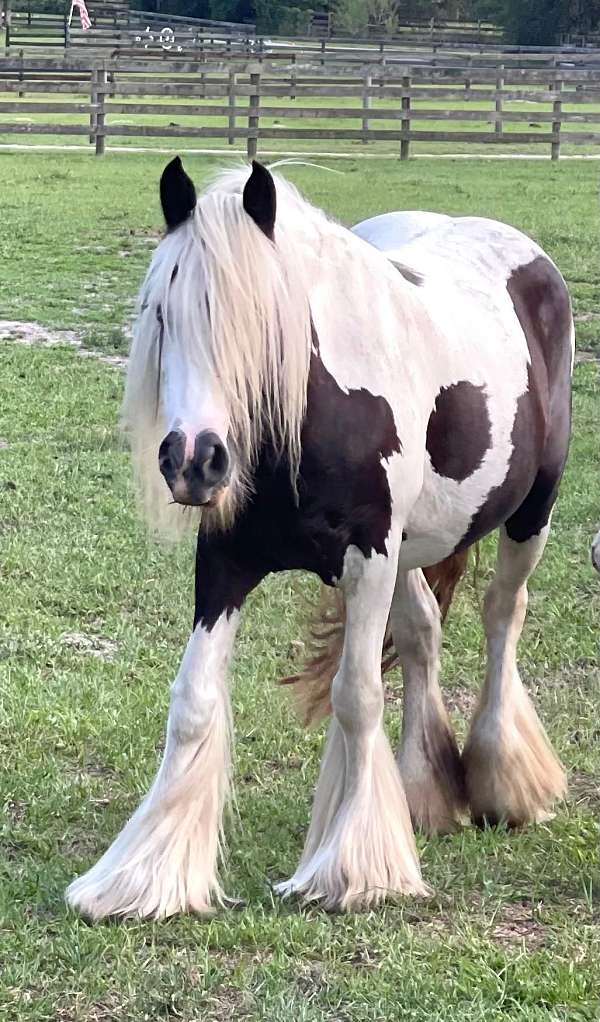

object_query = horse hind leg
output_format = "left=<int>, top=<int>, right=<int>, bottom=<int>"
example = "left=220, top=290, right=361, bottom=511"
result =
left=463, top=511, right=566, bottom=828
left=391, top=568, right=467, bottom=834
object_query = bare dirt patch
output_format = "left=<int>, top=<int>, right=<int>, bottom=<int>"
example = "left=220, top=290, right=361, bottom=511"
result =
left=574, top=348, right=599, bottom=364
left=0, top=319, right=79, bottom=347
left=4, top=798, right=27, bottom=824
left=490, top=901, right=548, bottom=948
left=54, top=993, right=129, bottom=1022
left=296, top=961, right=330, bottom=996
left=201, top=986, right=256, bottom=1021
left=569, top=770, right=600, bottom=809
left=445, top=684, right=478, bottom=719
left=0, top=320, right=127, bottom=368
left=60, top=631, right=119, bottom=662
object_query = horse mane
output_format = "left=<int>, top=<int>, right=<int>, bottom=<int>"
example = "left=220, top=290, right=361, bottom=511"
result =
left=122, top=165, right=323, bottom=536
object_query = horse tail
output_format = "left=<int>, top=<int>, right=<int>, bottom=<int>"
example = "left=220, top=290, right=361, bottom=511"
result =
left=281, top=549, right=471, bottom=725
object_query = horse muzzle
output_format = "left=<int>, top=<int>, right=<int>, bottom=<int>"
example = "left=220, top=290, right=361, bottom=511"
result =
left=159, top=428, right=230, bottom=507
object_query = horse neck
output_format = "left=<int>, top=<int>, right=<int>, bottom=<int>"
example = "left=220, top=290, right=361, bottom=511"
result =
left=303, top=218, right=433, bottom=349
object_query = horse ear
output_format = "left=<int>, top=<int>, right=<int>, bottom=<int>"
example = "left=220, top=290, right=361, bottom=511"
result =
left=160, top=156, right=197, bottom=231
left=242, top=161, right=276, bottom=240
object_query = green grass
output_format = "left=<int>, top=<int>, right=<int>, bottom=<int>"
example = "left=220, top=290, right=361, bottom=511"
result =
left=0, top=150, right=598, bottom=353
left=0, top=153, right=599, bottom=1021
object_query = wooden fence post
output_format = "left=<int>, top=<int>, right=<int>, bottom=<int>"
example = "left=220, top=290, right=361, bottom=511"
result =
left=465, top=54, right=472, bottom=91
left=400, top=73, right=411, bottom=161
left=320, top=39, right=325, bottom=66
left=18, top=48, right=24, bottom=97
left=495, top=63, right=504, bottom=138
left=95, top=65, right=107, bottom=156
left=551, top=77, right=562, bottom=161
left=90, top=67, right=97, bottom=144
left=362, top=71, right=371, bottom=144
left=290, top=51, right=296, bottom=100
left=247, top=68, right=261, bottom=160
left=228, top=68, right=236, bottom=145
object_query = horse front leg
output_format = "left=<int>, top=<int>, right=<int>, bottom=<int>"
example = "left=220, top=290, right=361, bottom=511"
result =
left=276, top=526, right=427, bottom=910
left=66, top=536, right=261, bottom=921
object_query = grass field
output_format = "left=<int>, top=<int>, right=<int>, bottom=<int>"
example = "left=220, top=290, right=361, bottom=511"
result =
left=0, top=152, right=599, bottom=1021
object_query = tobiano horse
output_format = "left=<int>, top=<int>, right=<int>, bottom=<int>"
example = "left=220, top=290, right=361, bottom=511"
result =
left=66, top=158, right=574, bottom=920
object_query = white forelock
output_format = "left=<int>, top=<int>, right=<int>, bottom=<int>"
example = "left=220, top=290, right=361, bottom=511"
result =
left=122, top=166, right=329, bottom=535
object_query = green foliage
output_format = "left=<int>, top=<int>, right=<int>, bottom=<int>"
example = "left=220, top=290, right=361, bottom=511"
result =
left=502, top=0, right=562, bottom=46
left=368, top=0, right=399, bottom=33
left=491, top=0, right=600, bottom=44
left=255, top=0, right=314, bottom=34
left=334, top=0, right=398, bottom=36
left=11, top=0, right=65, bottom=13
left=133, top=0, right=315, bottom=33
left=334, top=0, right=368, bottom=35
left=8, top=0, right=600, bottom=38
left=207, top=0, right=255, bottom=21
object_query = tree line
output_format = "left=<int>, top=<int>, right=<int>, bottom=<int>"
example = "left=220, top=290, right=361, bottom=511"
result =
left=11, top=1, right=600, bottom=43
left=145, top=0, right=600, bottom=41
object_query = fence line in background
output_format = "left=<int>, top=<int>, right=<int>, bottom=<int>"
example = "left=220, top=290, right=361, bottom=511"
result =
left=0, top=59, right=599, bottom=160
left=3, top=13, right=600, bottom=71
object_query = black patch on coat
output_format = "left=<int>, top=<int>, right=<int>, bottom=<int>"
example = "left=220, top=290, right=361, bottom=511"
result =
left=456, top=255, right=572, bottom=551
left=426, top=382, right=491, bottom=482
left=160, top=156, right=197, bottom=232
left=194, top=334, right=402, bottom=631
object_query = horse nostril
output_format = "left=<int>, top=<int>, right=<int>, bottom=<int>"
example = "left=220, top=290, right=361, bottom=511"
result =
left=193, top=432, right=229, bottom=487
left=208, top=442, right=228, bottom=479
left=158, top=431, right=185, bottom=481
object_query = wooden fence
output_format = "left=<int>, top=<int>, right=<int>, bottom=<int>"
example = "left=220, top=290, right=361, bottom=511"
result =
left=4, top=9, right=256, bottom=54
left=0, top=57, right=599, bottom=160
left=5, top=30, right=600, bottom=77
left=4, top=12, right=600, bottom=70
left=328, top=19, right=504, bottom=46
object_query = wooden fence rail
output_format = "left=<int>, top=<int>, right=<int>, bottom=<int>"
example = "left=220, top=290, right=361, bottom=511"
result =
left=0, top=59, right=599, bottom=159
